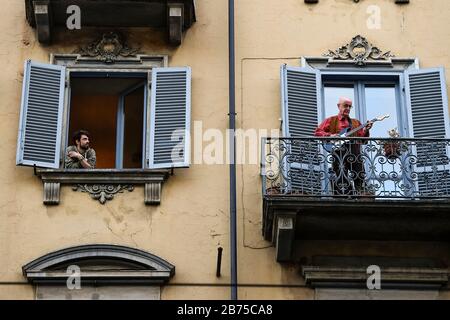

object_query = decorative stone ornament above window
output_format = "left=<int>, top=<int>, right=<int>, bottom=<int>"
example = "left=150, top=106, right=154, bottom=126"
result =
left=25, top=0, right=196, bottom=45
left=23, top=244, right=176, bottom=285
left=323, top=35, right=395, bottom=66
left=76, top=32, right=140, bottom=64
left=302, top=35, right=416, bottom=70
left=52, top=32, right=167, bottom=67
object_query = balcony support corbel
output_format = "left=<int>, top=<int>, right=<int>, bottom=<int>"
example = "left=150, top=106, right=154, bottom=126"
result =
left=145, top=182, right=163, bottom=205
left=275, top=214, right=296, bottom=262
left=33, top=0, right=52, bottom=44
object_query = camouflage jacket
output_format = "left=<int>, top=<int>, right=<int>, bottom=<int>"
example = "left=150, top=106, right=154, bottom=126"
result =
left=64, top=145, right=96, bottom=169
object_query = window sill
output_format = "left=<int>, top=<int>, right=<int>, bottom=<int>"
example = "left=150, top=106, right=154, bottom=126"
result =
left=36, top=169, right=170, bottom=205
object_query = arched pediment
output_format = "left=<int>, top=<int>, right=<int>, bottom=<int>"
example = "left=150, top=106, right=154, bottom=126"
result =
left=23, top=244, right=175, bottom=285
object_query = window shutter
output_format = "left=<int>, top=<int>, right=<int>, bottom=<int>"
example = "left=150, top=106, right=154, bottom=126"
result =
left=16, top=60, right=66, bottom=169
left=405, top=67, right=450, bottom=196
left=281, top=65, right=322, bottom=138
left=280, top=65, right=324, bottom=194
left=148, top=67, right=191, bottom=169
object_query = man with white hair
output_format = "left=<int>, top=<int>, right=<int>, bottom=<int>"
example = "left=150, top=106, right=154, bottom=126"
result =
left=315, top=97, right=373, bottom=196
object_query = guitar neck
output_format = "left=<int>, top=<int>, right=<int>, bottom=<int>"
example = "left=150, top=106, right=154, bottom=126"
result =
left=345, top=119, right=377, bottom=137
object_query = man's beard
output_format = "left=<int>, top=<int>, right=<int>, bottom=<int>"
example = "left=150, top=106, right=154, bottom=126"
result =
left=80, top=144, right=89, bottom=150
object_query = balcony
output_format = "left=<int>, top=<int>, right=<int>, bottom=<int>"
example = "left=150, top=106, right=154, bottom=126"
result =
left=261, top=137, right=450, bottom=261
left=25, top=0, right=196, bottom=45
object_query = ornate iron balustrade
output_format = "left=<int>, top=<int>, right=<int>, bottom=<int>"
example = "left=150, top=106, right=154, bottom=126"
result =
left=261, top=137, right=450, bottom=199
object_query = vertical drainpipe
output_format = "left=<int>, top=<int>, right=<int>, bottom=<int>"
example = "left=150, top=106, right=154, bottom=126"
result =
left=228, top=0, right=238, bottom=300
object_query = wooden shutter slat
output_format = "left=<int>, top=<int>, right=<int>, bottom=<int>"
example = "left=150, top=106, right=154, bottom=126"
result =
left=405, top=67, right=450, bottom=196
left=148, top=67, right=191, bottom=169
left=280, top=65, right=323, bottom=194
left=16, top=60, right=65, bottom=169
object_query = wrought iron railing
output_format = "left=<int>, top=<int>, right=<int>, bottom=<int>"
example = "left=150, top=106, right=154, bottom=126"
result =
left=261, top=137, right=450, bottom=199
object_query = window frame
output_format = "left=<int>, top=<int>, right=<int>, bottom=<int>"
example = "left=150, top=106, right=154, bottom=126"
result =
left=321, top=75, right=407, bottom=137
left=299, top=56, right=418, bottom=136
left=294, top=58, right=423, bottom=196
left=50, top=53, right=168, bottom=170
left=321, top=76, right=412, bottom=196
left=66, top=71, right=149, bottom=169
left=115, top=80, right=148, bottom=169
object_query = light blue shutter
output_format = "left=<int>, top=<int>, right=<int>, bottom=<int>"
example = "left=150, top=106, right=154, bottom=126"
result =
left=149, top=67, right=191, bottom=169
left=281, top=65, right=322, bottom=138
left=16, top=60, right=66, bottom=169
left=280, top=65, right=323, bottom=194
left=405, top=67, right=450, bottom=196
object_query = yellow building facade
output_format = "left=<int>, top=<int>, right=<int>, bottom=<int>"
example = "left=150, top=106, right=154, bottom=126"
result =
left=0, top=0, right=449, bottom=300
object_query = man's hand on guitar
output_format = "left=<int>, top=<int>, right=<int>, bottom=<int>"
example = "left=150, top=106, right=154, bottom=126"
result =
left=365, top=121, right=374, bottom=131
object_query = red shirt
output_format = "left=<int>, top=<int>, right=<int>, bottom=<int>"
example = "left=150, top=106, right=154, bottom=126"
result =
left=314, top=114, right=369, bottom=137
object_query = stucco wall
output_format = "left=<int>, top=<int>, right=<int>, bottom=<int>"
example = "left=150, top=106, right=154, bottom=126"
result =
left=235, top=0, right=450, bottom=299
left=0, top=0, right=231, bottom=300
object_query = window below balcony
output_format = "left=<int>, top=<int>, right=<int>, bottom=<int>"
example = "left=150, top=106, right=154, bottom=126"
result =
left=323, top=82, right=402, bottom=137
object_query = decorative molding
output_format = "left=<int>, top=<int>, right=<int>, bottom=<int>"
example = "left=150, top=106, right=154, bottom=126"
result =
left=302, top=266, right=448, bottom=289
left=37, top=169, right=170, bottom=206
left=51, top=52, right=168, bottom=70
left=43, top=182, right=60, bottom=205
left=76, top=32, right=140, bottom=64
left=302, top=55, right=417, bottom=71
left=72, top=184, right=134, bottom=204
left=168, top=3, right=184, bottom=45
left=324, top=35, right=394, bottom=66
left=145, top=182, right=163, bottom=205
left=23, top=244, right=175, bottom=285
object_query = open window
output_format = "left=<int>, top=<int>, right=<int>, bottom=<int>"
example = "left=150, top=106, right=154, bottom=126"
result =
left=16, top=60, right=191, bottom=170
left=320, top=74, right=407, bottom=197
left=280, top=63, right=450, bottom=197
left=69, top=73, right=147, bottom=169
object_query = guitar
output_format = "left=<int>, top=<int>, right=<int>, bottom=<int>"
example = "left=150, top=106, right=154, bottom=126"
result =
left=323, top=114, right=390, bottom=153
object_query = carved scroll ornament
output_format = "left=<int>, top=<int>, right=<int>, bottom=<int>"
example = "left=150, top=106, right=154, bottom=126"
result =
left=76, top=32, right=140, bottom=63
left=324, top=35, right=394, bottom=66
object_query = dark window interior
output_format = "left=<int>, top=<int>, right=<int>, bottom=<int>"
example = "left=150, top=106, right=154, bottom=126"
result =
left=69, top=75, right=146, bottom=169
left=123, top=86, right=145, bottom=168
